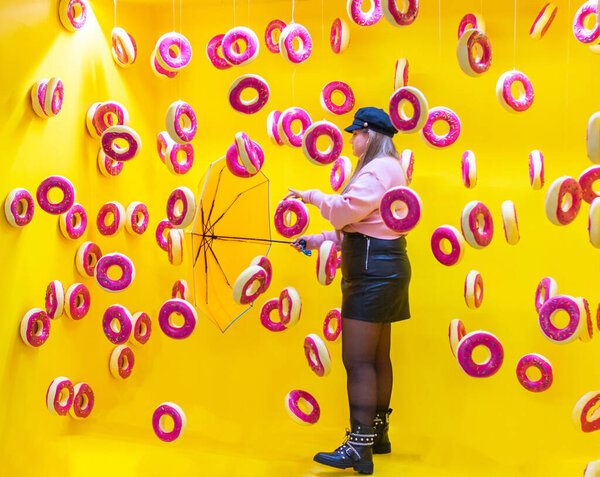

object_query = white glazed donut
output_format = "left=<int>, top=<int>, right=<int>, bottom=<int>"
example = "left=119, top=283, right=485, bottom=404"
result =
left=382, top=0, right=419, bottom=26
left=60, top=203, right=87, bottom=240
left=461, top=150, right=477, bottom=188
left=304, top=333, right=332, bottom=377
left=302, top=120, right=344, bottom=166
left=579, top=165, right=600, bottom=203
left=98, top=148, right=124, bottom=177
left=323, top=308, right=342, bottom=341
left=464, top=270, right=483, bottom=309
left=330, top=18, right=350, bottom=53
left=96, top=201, right=126, bottom=236
left=457, top=29, right=492, bottom=77
left=171, top=279, right=190, bottom=301
left=158, top=298, right=198, bottom=339
left=45, top=280, right=65, bottom=320
left=448, top=318, right=466, bottom=357
left=101, top=125, right=142, bottom=162
left=111, top=27, right=137, bottom=67
left=155, top=32, right=192, bottom=71
left=400, top=149, right=414, bottom=185
left=317, top=240, right=338, bottom=286
left=59, top=0, right=87, bottom=31
left=277, top=107, right=312, bottom=147
left=589, top=197, right=600, bottom=248
left=75, top=241, right=102, bottom=278
left=273, top=199, right=310, bottom=238
left=167, top=186, right=196, bottom=229
left=285, top=390, right=320, bottom=425
left=516, top=353, right=553, bottom=392
left=65, top=283, right=90, bottom=320
left=587, top=112, right=600, bottom=164
left=95, top=253, right=135, bottom=292
left=228, top=74, right=270, bottom=115
left=125, top=201, right=149, bottom=235
left=110, top=344, right=135, bottom=379
left=496, top=70, right=534, bottom=112
left=330, top=156, right=352, bottom=191
left=232, top=265, right=267, bottom=305
left=267, top=111, right=285, bottom=146
left=430, top=225, right=465, bottom=266
left=538, top=294, right=583, bottom=344
left=577, top=297, right=594, bottom=343
left=380, top=186, right=422, bottom=233
left=20, top=308, right=51, bottom=347
left=222, top=26, right=260, bottom=66
left=545, top=176, right=583, bottom=225
left=132, top=311, right=152, bottom=345
left=167, top=229, right=184, bottom=265
left=4, top=188, right=35, bottom=227
left=87, top=101, right=129, bottom=138
left=103, top=305, right=134, bottom=344
left=530, top=3, right=558, bottom=40
left=320, top=81, right=355, bottom=115
left=573, top=390, right=600, bottom=432
left=420, top=107, right=461, bottom=148
left=46, top=377, right=74, bottom=416
left=153, top=402, right=187, bottom=441
left=347, top=0, right=382, bottom=26
left=249, top=255, right=272, bottom=294
left=461, top=201, right=494, bottom=249
left=36, top=175, right=75, bottom=215
left=456, top=330, right=504, bottom=378
left=279, top=286, right=301, bottom=326
left=166, top=100, right=197, bottom=144
left=69, top=383, right=95, bottom=419
left=535, top=277, right=558, bottom=314
left=501, top=200, right=520, bottom=245
left=529, top=150, right=544, bottom=189
left=388, top=86, right=428, bottom=134
left=457, top=13, right=485, bottom=38
left=279, top=23, right=312, bottom=64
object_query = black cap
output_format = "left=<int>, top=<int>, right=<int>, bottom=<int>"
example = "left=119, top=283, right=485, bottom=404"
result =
left=344, top=107, right=398, bottom=137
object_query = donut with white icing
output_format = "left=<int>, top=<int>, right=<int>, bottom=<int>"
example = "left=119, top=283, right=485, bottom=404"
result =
left=544, top=176, right=582, bottom=225
left=304, top=333, right=332, bottom=377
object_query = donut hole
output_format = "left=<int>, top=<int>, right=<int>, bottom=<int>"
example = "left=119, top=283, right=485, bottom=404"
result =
left=327, top=316, right=339, bottom=334
left=583, top=12, right=598, bottom=30
left=232, top=39, right=246, bottom=55
left=119, top=353, right=129, bottom=370
left=296, top=397, right=313, bottom=415
left=240, top=87, right=259, bottom=105
left=283, top=210, right=298, bottom=228
left=110, top=318, right=122, bottom=334
left=178, top=114, right=193, bottom=132
left=432, top=120, right=450, bottom=137
left=70, top=3, right=83, bottom=21
left=439, top=238, right=453, bottom=255
left=560, top=193, right=573, bottom=212
left=172, top=199, right=185, bottom=218
left=510, top=81, right=526, bottom=101
left=175, top=148, right=190, bottom=165
left=70, top=213, right=82, bottom=228
left=103, top=212, right=116, bottom=227
left=17, top=198, right=28, bottom=216
left=168, top=44, right=182, bottom=59
left=586, top=400, right=600, bottom=421
left=159, top=414, right=175, bottom=433
left=290, top=119, right=306, bottom=136
left=330, top=89, right=347, bottom=107
left=134, top=210, right=145, bottom=225
left=471, top=344, right=491, bottom=365
left=32, top=319, right=44, bottom=336
left=77, top=393, right=89, bottom=410
left=475, top=214, right=487, bottom=234
left=168, top=312, right=186, bottom=328
left=103, top=112, right=116, bottom=127
left=525, top=366, right=542, bottom=383
left=315, top=135, right=334, bottom=155
left=75, top=293, right=85, bottom=308
left=550, top=309, right=571, bottom=330
left=398, top=99, right=415, bottom=120
left=137, top=321, right=148, bottom=336
left=358, top=0, right=375, bottom=15
left=87, top=253, right=98, bottom=269
left=471, top=42, right=485, bottom=63
left=58, top=387, right=70, bottom=406
left=269, top=29, right=282, bottom=45
left=47, top=187, right=65, bottom=205
left=390, top=200, right=408, bottom=220
left=246, top=278, right=262, bottom=296
left=112, top=137, right=129, bottom=152
left=292, top=36, right=305, bottom=52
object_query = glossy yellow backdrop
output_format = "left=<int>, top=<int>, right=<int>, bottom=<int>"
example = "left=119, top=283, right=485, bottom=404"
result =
left=1, top=0, right=600, bottom=475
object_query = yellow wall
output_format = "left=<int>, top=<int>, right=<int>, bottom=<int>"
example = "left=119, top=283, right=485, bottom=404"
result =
left=1, top=1, right=600, bottom=476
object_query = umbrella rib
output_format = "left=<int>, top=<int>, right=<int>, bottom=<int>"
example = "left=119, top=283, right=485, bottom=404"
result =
left=205, top=168, right=224, bottom=227
left=209, top=179, right=268, bottom=229
left=207, top=240, right=231, bottom=287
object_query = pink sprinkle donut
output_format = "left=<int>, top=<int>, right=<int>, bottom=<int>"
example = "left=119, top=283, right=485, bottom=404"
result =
left=101, top=125, right=142, bottom=162
left=330, top=156, right=352, bottom=191
left=172, top=279, right=190, bottom=301
left=46, top=377, right=74, bottom=416
left=457, top=29, right=492, bottom=77
left=529, top=150, right=544, bottom=190
left=90, top=101, right=130, bottom=138
left=278, top=107, right=312, bottom=147
left=320, top=81, right=355, bottom=115
left=260, top=298, right=287, bottom=332
left=222, top=27, right=259, bottom=66
left=317, top=241, right=338, bottom=286
left=4, top=188, right=35, bottom=227
left=167, top=229, right=184, bottom=266
left=69, top=383, right=94, bottom=419
left=36, top=175, right=75, bottom=215
left=461, top=201, right=494, bottom=249
left=98, top=148, right=124, bottom=177
left=573, top=391, right=600, bottom=432
left=420, top=107, right=461, bottom=148
left=400, top=149, right=414, bottom=185
left=267, top=111, right=285, bottom=146
left=65, top=283, right=90, bottom=320
left=279, top=286, right=301, bottom=326
left=461, top=150, right=477, bottom=188
left=111, top=27, right=137, bottom=67
left=150, top=50, right=178, bottom=78
left=228, top=74, right=270, bottom=114
left=464, top=270, right=483, bottom=309
left=589, top=198, right=600, bottom=248
left=496, top=70, right=534, bottom=112
left=535, top=277, right=558, bottom=314
left=206, top=34, right=233, bottom=70
left=539, top=294, right=582, bottom=344
left=156, top=32, right=192, bottom=71
left=279, top=23, right=313, bottom=64
left=304, top=333, right=332, bottom=377
left=380, top=186, right=423, bottom=233
left=157, top=131, right=174, bottom=164
left=97, top=201, right=126, bottom=236
left=110, top=344, right=135, bottom=379
left=579, top=165, right=600, bottom=203
left=394, top=58, right=409, bottom=89
left=45, top=280, right=65, bottom=320
left=30, top=79, right=49, bottom=118
left=323, top=308, right=342, bottom=341
left=95, top=253, right=135, bottom=292
left=573, top=1, right=600, bottom=43
left=153, top=402, right=187, bottom=442
left=577, top=297, right=594, bottom=342
left=588, top=112, right=600, bottom=163
left=382, top=0, right=419, bottom=27
left=330, top=18, right=350, bottom=53
left=132, top=311, right=152, bottom=345
left=302, top=120, right=344, bottom=166
left=265, top=19, right=286, bottom=53
left=235, top=132, right=265, bottom=176
left=59, top=203, right=87, bottom=240
left=530, top=3, right=557, bottom=40
left=544, top=176, right=582, bottom=226
left=448, top=318, right=466, bottom=357
left=274, top=199, right=310, bottom=238
left=125, top=201, right=149, bottom=235
left=166, top=100, right=197, bottom=144
left=458, top=13, right=485, bottom=38
left=76, top=241, right=102, bottom=278
left=285, top=390, right=320, bottom=425
left=516, top=353, right=553, bottom=392
left=103, top=305, right=133, bottom=344
left=389, top=86, right=428, bottom=133
left=159, top=298, right=198, bottom=339
left=20, top=308, right=51, bottom=347
left=166, top=143, right=194, bottom=175
left=431, top=225, right=465, bottom=266
left=232, top=265, right=267, bottom=305
left=167, top=186, right=196, bottom=229
left=347, top=0, right=382, bottom=26
left=156, top=219, right=174, bottom=251
left=456, top=330, right=504, bottom=378
left=501, top=200, right=520, bottom=245
left=250, top=255, right=272, bottom=294
left=59, top=0, right=87, bottom=31
left=43, top=77, right=64, bottom=117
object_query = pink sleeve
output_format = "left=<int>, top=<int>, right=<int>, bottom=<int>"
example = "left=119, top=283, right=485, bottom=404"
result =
left=302, top=230, right=342, bottom=250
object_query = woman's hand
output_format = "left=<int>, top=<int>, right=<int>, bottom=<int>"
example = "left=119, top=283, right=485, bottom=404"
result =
left=283, top=188, right=311, bottom=203
left=290, top=235, right=313, bottom=252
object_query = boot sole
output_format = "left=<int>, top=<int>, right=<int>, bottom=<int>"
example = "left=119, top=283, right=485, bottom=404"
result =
left=313, top=455, right=373, bottom=475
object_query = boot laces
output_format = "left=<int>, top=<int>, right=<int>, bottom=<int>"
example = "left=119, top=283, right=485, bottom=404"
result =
left=333, top=430, right=361, bottom=460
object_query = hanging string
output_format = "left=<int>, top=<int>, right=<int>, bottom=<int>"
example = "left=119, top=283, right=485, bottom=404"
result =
left=248, top=0, right=250, bottom=26
left=513, top=0, right=517, bottom=69
left=113, top=0, right=117, bottom=27
left=233, top=0, right=236, bottom=25
left=321, top=0, right=324, bottom=44
left=438, top=0, right=442, bottom=58
left=291, top=0, right=296, bottom=23
left=565, top=0, right=571, bottom=110
left=172, top=0, right=175, bottom=31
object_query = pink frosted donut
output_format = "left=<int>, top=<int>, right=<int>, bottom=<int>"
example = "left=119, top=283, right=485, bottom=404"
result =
left=125, top=201, right=149, bottom=235
left=302, top=121, right=344, bottom=166
left=103, top=305, right=133, bottom=344
left=573, top=391, right=600, bottom=433
left=534, top=277, right=558, bottom=314
left=156, top=219, right=174, bottom=251
left=577, top=297, right=594, bottom=342
left=265, top=19, right=286, bottom=53
left=228, top=74, right=270, bottom=114
left=456, top=330, right=504, bottom=378
left=330, top=156, right=352, bottom=191
left=95, top=253, right=135, bottom=292
left=380, top=186, right=423, bottom=233
left=4, top=188, right=35, bottom=227
left=589, top=198, right=600, bottom=248
left=150, top=50, right=178, bottom=78
left=110, top=344, right=135, bottom=379
left=157, top=131, right=174, bottom=163
left=382, top=0, right=419, bottom=26
left=166, top=100, right=197, bottom=144
left=111, top=27, right=137, bottom=67
left=167, top=186, right=196, bottom=229
left=588, top=112, right=600, bottom=164
left=457, top=29, right=492, bottom=77
left=394, top=58, right=409, bottom=89
left=65, top=283, right=90, bottom=320
left=159, top=298, right=198, bottom=339
left=98, top=148, right=124, bottom=177
left=539, top=294, right=582, bottom=343
left=529, top=150, right=544, bottom=190
left=330, top=18, right=350, bottom=53
left=579, top=165, right=600, bottom=203
left=45, top=280, right=64, bottom=320
left=323, top=308, right=342, bottom=341
left=260, top=298, right=287, bottom=332
left=167, top=229, right=184, bottom=266
left=20, top=308, right=51, bottom=347
left=400, top=149, right=414, bottom=185
left=347, top=0, right=382, bottom=26
left=464, top=270, right=483, bottom=309
left=59, top=0, right=87, bottom=31
left=461, top=150, right=477, bottom=188
left=501, top=200, right=520, bottom=245
left=250, top=255, right=272, bottom=294
left=59, top=203, right=87, bottom=240
left=222, top=27, right=259, bottom=66
left=317, top=241, right=338, bottom=286
left=42, top=77, right=64, bottom=117
left=448, top=318, right=466, bottom=357
left=166, top=142, right=194, bottom=175
left=285, top=390, right=320, bottom=425
left=461, top=201, right=493, bottom=249
left=496, top=71, right=534, bottom=112
left=516, top=353, right=553, bottom=392
left=389, top=86, right=428, bottom=133
left=30, top=79, right=49, bottom=118
left=278, top=107, right=312, bottom=147
left=232, top=265, right=267, bottom=305
left=457, top=13, right=485, bottom=38
left=46, top=377, right=74, bottom=416
left=76, top=241, right=102, bottom=277
left=279, top=286, right=301, bottom=326
left=153, top=402, right=187, bottom=442
left=36, top=176, right=75, bottom=215
left=320, top=81, right=355, bottom=115
left=573, top=1, right=600, bottom=43
left=420, top=107, right=461, bottom=148
left=279, top=23, right=312, bottom=64
left=69, top=383, right=94, bottom=419
left=171, top=279, right=190, bottom=301
left=545, top=176, right=582, bottom=225
left=101, top=125, right=142, bottom=162
left=530, top=3, right=557, bottom=40
left=431, top=225, right=465, bottom=266
left=90, top=101, right=130, bottom=138
left=156, top=32, right=192, bottom=71
left=274, top=199, right=310, bottom=238
left=206, top=34, right=232, bottom=70
left=235, top=132, right=265, bottom=176
left=132, top=311, right=152, bottom=344
left=304, top=333, right=332, bottom=377
left=97, top=201, right=126, bottom=236
left=267, top=111, right=285, bottom=146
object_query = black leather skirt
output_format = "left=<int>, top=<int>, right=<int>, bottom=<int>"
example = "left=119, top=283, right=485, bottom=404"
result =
left=340, top=232, right=411, bottom=323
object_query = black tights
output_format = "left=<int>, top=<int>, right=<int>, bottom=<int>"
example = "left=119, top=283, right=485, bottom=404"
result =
left=341, top=318, right=392, bottom=427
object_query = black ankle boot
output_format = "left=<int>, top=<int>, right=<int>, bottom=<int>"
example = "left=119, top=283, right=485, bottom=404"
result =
left=373, top=409, right=392, bottom=454
left=313, top=419, right=376, bottom=474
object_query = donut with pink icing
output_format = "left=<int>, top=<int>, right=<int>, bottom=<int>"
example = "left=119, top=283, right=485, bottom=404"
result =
left=457, top=13, right=485, bottom=38
left=20, top=308, right=51, bottom=347
left=97, top=201, right=126, bottom=236
left=111, top=27, right=137, bottom=67
left=265, top=19, right=286, bottom=53
left=529, top=150, right=544, bottom=189
left=45, top=280, right=64, bottom=320
left=347, top=0, right=382, bottom=26
left=232, top=132, right=265, bottom=177
left=167, top=229, right=184, bottom=265
left=87, top=101, right=129, bottom=138
left=535, top=277, right=558, bottom=314
left=420, top=107, right=461, bottom=148
left=69, top=383, right=94, bottom=419
left=304, top=333, right=332, bottom=377
left=431, top=225, right=465, bottom=266
left=46, top=377, right=74, bottom=416
left=232, top=265, right=267, bottom=305
left=464, top=270, right=483, bottom=309
left=274, top=199, right=310, bottom=238
left=159, top=298, right=198, bottom=339
left=250, top=255, right=272, bottom=294
left=400, top=149, right=414, bottom=185
left=461, top=151, right=476, bottom=188
left=110, top=344, right=135, bottom=379
left=267, top=111, right=285, bottom=146
left=394, top=58, right=409, bottom=89
left=228, top=74, right=270, bottom=114
left=95, top=253, right=135, bottom=292
left=380, top=186, right=423, bottom=233
left=330, top=18, right=350, bottom=53
left=132, top=311, right=152, bottom=345
left=330, top=156, right=353, bottom=191
left=461, top=201, right=493, bottom=249
left=157, top=131, right=175, bottom=164
left=156, top=219, right=174, bottom=251
left=222, top=27, right=259, bottom=66
left=539, top=295, right=582, bottom=344
left=153, top=402, right=187, bottom=441
left=320, top=82, right=355, bottom=115
left=206, top=34, right=233, bottom=70
left=501, top=200, right=520, bottom=245
left=516, top=353, right=553, bottom=392
left=323, top=308, right=342, bottom=341
left=382, top=0, right=419, bottom=26
left=37, top=176, right=75, bottom=215
left=278, top=107, right=312, bottom=147
left=30, top=79, right=49, bottom=118
left=260, top=298, right=287, bottom=332
left=448, top=318, right=466, bottom=357
left=279, top=23, right=312, bottom=64
left=587, top=112, right=600, bottom=163
left=59, top=203, right=87, bottom=240
left=457, top=29, right=492, bottom=77
left=573, top=1, right=600, bottom=43
left=166, top=100, right=197, bottom=144
left=98, top=148, right=124, bottom=177
left=171, top=279, right=190, bottom=301
left=65, top=283, right=90, bottom=320
left=589, top=197, right=600, bottom=248
left=166, top=143, right=194, bottom=175
left=577, top=297, right=594, bottom=342
left=389, top=86, right=428, bottom=133
left=530, top=3, right=557, bottom=39
left=150, top=50, right=178, bottom=78
left=125, top=201, right=149, bottom=235
left=76, top=241, right=102, bottom=277
left=156, top=32, right=192, bottom=71
left=101, top=125, right=142, bottom=162
left=496, top=71, right=534, bottom=112
left=167, top=186, right=196, bottom=229
left=43, top=77, right=64, bottom=117
left=317, top=241, right=338, bottom=286
left=574, top=391, right=600, bottom=432
left=544, top=176, right=582, bottom=225
left=579, top=165, right=600, bottom=203
left=285, top=390, right=320, bottom=425
left=456, top=330, right=504, bottom=378
left=302, top=121, right=344, bottom=166
left=279, top=286, right=301, bottom=326
left=59, top=0, right=87, bottom=31
left=103, top=304, right=133, bottom=344
left=4, top=188, right=34, bottom=227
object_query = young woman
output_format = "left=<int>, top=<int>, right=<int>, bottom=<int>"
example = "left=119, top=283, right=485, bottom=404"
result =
left=286, top=107, right=411, bottom=475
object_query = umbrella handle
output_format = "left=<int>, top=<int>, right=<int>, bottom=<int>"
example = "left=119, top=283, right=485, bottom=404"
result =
left=299, top=240, right=312, bottom=257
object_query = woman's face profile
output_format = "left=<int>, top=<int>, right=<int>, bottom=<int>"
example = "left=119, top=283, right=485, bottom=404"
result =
left=350, top=129, right=369, bottom=159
